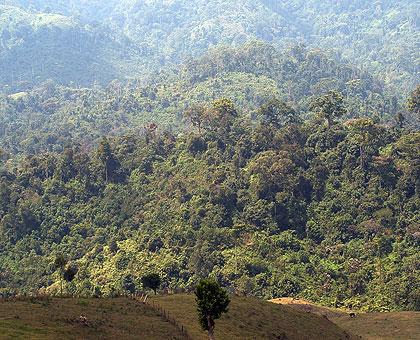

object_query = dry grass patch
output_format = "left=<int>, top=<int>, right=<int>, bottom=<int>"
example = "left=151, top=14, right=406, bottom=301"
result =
left=0, top=297, right=185, bottom=340
left=332, top=311, right=420, bottom=340
left=151, top=294, right=355, bottom=340
left=269, top=297, right=420, bottom=340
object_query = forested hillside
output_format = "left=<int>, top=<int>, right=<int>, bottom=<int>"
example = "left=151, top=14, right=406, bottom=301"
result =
left=0, top=0, right=419, bottom=317
left=1, top=94, right=419, bottom=311
left=1, top=43, right=412, bottom=157
left=1, top=0, right=418, bottom=93
left=0, top=5, right=145, bottom=87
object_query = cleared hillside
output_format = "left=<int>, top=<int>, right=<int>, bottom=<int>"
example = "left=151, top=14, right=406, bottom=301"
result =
left=150, top=294, right=355, bottom=340
left=270, top=297, right=420, bottom=340
left=333, top=312, right=420, bottom=340
left=0, top=297, right=185, bottom=340
left=0, top=295, right=356, bottom=340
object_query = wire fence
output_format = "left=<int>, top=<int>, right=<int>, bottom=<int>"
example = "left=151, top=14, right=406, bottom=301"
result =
left=134, top=294, right=193, bottom=340
left=0, top=292, right=194, bottom=339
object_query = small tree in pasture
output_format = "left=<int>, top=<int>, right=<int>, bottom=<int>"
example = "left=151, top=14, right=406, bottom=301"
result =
left=195, top=279, right=230, bottom=340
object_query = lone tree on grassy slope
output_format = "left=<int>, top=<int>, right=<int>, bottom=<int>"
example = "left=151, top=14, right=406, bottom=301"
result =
left=195, top=279, right=230, bottom=340
left=141, top=273, right=161, bottom=294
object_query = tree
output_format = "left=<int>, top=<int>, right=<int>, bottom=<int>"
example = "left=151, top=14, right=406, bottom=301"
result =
left=195, top=279, right=230, bottom=340
left=57, top=147, right=76, bottom=182
left=141, top=273, right=161, bottom=294
left=122, top=275, right=136, bottom=295
left=258, top=98, right=298, bottom=128
left=407, top=85, right=419, bottom=116
left=311, top=91, right=346, bottom=128
left=97, top=137, right=122, bottom=183
left=345, top=118, right=376, bottom=171
left=184, top=104, right=208, bottom=134
left=54, top=254, right=68, bottom=296
left=207, top=98, right=238, bottom=138
left=63, top=264, right=78, bottom=283
left=0, top=147, right=6, bottom=161
left=407, top=85, right=420, bottom=126
left=395, top=111, right=406, bottom=128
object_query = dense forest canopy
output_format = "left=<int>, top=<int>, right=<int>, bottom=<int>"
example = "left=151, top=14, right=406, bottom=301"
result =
left=0, top=97, right=419, bottom=311
left=0, top=0, right=419, bottom=314
left=2, top=42, right=414, bottom=157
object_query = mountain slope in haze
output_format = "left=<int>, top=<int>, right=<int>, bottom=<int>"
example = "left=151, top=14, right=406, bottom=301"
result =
left=0, top=5, right=144, bottom=88
left=1, top=0, right=418, bottom=92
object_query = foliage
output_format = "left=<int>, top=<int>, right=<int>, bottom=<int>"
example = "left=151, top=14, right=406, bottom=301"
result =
left=0, top=95, right=418, bottom=311
left=63, top=263, right=78, bottom=282
left=1, top=42, right=413, bottom=157
left=0, top=1, right=418, bottom=93
left=0, top=4, right=418, bottom=312
left=122, top=275, right=136, bottom=295
left=141, top=273, right=161, bottom=294
left=195, top=279, right=230, bottom=339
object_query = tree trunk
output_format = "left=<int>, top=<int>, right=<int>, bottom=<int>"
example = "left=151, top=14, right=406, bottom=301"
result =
left=326, top=116, right=332, bottom=128
left=360, top=145, right=364, bottom=170
left=207, top=316, right=215, bottom=340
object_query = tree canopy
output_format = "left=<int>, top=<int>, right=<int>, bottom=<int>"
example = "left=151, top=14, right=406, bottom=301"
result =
left=195, top=279, right=230, bottom=340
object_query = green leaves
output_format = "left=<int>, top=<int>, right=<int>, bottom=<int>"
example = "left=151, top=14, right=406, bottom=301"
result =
left=141, top=273, right=161, bottom=294
left=195, top=279, right=230, bottom=332
left=0, top=81, right=418, bottom=312
left=311, top=91, right=346, bottom=128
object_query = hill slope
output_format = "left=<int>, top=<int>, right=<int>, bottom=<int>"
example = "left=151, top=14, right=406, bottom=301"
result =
left=270, top=297, right=420, bottom=340
left=0, top=5, right=144, bottom=89
left=152, top=294, right=354, bottom=339
left=1, top=0, right=418, bottom=92
left=0, top=109, right=418, bottom=312
left=0, top=296, right=355, bottom=340
left=0, top=43, right=405, bottom=156
left=333, top=311, right=420, bottom=340
left=0, top=297, right=185, bottom=339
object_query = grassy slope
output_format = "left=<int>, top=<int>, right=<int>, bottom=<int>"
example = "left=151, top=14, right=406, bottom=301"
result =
left=0, top=297, right=185, bottom=340
left=2, top=295, right=417, bottom=340
left=332, top=312, right=420, bottom=340
left=151, top=294, right=354, bottom=340
left=0, top=295, right=353, bottom=340
left=270, top=298, right=420, bottom=340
